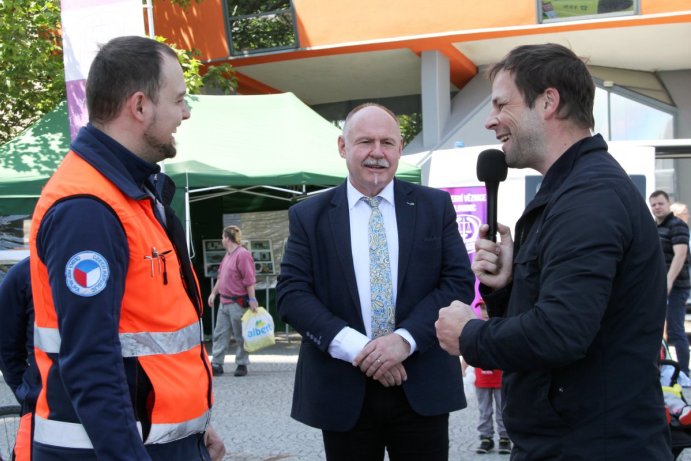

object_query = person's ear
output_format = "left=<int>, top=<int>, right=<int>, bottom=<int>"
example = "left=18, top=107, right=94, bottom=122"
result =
left=338, top=135, right=347, bottom=159
left=542, top=88, right=560, bottom=118
left=126, top=92, right=148, bottom=122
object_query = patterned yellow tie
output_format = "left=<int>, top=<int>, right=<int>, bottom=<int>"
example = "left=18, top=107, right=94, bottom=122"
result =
left=363, top=196, right=395, bottom=338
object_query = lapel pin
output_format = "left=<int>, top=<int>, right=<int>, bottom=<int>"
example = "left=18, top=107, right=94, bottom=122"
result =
left=406, top=201, right=415, bottom=206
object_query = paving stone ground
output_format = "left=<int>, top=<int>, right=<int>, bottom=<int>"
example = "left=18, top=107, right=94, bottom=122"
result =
left=207, top=335, right=509, bottom=461
left=2, top=333, right=690, bottom=460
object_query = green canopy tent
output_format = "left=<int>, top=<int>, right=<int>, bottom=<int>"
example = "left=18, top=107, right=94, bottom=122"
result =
left=0, top=101, right=70, bottom=216
left=0, top=93, right=421, bottom=241
left=0, top=94, right=421, bottom=331
left=166, top=93, right=420, bottom=239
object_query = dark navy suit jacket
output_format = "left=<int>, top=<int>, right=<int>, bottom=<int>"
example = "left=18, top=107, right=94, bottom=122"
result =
left=277, top=179, right=474, bottom=431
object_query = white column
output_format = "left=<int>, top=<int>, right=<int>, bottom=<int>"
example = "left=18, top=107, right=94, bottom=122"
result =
left=421, top=50, right=451, bottom=149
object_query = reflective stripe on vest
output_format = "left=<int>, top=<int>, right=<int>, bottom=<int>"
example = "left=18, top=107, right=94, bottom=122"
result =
left=34, top=322, right=201, bottom=357
left=33, top=410, right=210, bottom=447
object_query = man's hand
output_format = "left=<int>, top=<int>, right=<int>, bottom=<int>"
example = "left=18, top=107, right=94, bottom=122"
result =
left=248, top=299, right=259, bottom=313
left=435, top=300, right=476, bottom=356
left=376, top=362, right=407, bottom=387
left=207, top=293, right=216, bottom=308
left=352, top=333, right=409, bottom=384
left=204, top=425, right=226, bottom=461
left=472, top=223, right=514, bottom=290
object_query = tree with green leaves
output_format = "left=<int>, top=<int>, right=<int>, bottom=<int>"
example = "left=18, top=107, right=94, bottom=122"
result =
left=0, top=1, right=63, bottom=145
left=156, top=37, right=237, bottom=95
left=0, top=0, right=236, bottom=145
left=398, top=113, right=423, bottom=147
left=226, top=0, right=297, bottom=55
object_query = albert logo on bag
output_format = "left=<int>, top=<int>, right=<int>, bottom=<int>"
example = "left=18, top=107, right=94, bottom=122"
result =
left=241, top=306, right=276, bottom=352
left=246, top=319, right=272, bottom=338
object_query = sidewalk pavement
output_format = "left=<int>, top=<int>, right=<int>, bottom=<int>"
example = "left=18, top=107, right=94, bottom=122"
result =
left=3, top=334, right=690, bottom=460
left=209, top=333, right=511, bottom=461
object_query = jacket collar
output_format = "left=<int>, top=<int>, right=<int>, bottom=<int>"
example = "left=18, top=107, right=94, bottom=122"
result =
left=70, top=124, right=161, bottom=201
left=524, top=134, right=608, bottom=214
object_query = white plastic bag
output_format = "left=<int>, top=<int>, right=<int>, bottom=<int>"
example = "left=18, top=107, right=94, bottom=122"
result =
left=241, top=306, right=276, bottom=352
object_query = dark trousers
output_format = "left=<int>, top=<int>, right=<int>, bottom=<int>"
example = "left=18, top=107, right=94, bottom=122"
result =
left=667, top=287, right=691, bottom=374
left=322, top=380, right=449, bottom=461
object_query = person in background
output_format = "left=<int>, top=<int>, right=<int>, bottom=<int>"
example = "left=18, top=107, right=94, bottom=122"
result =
left=436, top=43, right=671, bottom=459
left=28, top=36, right=224, bottom=460
left=207, top=224, right=258, bottom=377
left=467, top=301, right=511, bottom=455
left=671, top=201, right=691, bottom=312
left=0, top=257, right=40, bottom=461
left=277, top=103, right=475, bottom=460
left=671, top=202, right=689, bottom=225
left=650, top=190, right=690, bottom=384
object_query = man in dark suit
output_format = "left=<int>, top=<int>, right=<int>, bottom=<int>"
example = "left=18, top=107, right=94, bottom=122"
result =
left=276, top=103, right=474, bottom=460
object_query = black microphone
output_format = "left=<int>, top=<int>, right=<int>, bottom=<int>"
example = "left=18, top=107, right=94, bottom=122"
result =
left=476, top=149, right=508, bottom=242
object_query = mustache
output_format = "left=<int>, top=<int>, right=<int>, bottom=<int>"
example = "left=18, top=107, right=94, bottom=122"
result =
left=362, top=158, right=390, bottom=168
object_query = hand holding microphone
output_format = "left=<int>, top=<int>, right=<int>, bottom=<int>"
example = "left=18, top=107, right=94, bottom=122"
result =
left=473, top=150, right=513, bottom=289
left=476, top=149, right=508, bottom=242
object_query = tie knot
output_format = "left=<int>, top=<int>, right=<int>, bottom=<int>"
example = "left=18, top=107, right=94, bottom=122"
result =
left=363, top=196, right=382, bottom=208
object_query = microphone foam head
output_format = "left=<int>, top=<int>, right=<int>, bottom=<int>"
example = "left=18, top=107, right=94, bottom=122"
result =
left=476, top=149, right=508, bottom=182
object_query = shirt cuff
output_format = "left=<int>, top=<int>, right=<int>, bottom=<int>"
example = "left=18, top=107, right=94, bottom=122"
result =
left=394, top=329, right=416, bottom=356
left=327, top=327, right=369, bottom=363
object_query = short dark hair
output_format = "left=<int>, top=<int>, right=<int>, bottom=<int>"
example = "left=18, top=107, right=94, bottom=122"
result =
left=488, top=43, right=595, bottom=130
left=649, top=190, right=670, bottom=201
left=86, top=36, right=178, bottom=124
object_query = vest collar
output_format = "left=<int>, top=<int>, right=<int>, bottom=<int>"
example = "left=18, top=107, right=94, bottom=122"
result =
left=70, top=124, right=160, bottom=201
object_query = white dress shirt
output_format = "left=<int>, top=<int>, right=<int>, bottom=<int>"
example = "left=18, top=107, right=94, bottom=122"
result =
left=328, top=178, right=417, bottom=363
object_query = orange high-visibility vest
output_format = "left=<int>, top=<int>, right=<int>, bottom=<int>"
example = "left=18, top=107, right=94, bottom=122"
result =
left=29, top=151, right=212, bottom=448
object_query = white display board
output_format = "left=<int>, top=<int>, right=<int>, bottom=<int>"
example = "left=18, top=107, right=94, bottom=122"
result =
left=202, top=239, right=275, bottom=278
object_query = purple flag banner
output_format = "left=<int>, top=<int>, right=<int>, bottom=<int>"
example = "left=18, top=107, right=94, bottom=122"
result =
left=441, top=186, right=488, bottom=310
left=60, top=0, right=144, bottom=139
left=441, top=186, right=487, bottom=263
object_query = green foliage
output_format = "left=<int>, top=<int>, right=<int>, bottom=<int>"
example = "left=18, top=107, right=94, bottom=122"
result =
left=0, top=1, right=237, bottom=146
left=227, top=0, right=296, bottom=55
left=156, top=36, right=238, bottom=95
left=0, top=0, right=63, bottom=145
left=398, top=113, right=423, bottom=147
left=203, top=63, right=238, bottom=95
left=156, top=36, right=204, bottom=94
left=228, top=0, right=290, bottom=15
left=162, top=0, right=203, bottom=8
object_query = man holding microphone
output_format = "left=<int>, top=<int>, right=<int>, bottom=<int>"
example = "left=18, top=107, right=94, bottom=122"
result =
left=436, top=43, right=671, bottom=459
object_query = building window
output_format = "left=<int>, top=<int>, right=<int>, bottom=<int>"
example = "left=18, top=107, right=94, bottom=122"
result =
left=593, top=85, right=675, bottom=141
left=539, top=0, right=637, bottom=22
left=225, top=0, right=298, bottom=56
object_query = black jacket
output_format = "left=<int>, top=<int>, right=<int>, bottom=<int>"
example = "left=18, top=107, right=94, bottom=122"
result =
left=461, top=135, right=672, bottom=460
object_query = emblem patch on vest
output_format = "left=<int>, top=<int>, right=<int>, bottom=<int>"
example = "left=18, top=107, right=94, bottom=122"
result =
left=65, top=251, right=110, bottom=297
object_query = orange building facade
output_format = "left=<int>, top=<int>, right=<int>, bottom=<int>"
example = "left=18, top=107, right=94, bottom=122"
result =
left=151, top=0, right=691, bottom=199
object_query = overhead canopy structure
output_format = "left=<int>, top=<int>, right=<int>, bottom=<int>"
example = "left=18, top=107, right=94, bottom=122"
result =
left=0, top=101, right=70, bottom=216
left=166, top=93, right=420, bottom=213
left=0, top=93, right=421, bottom=219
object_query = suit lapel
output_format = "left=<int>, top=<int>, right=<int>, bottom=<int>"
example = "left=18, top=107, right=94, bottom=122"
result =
left=328, top=183, right=364, bottom=326
left=394, top=180, right=416, bottom=295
